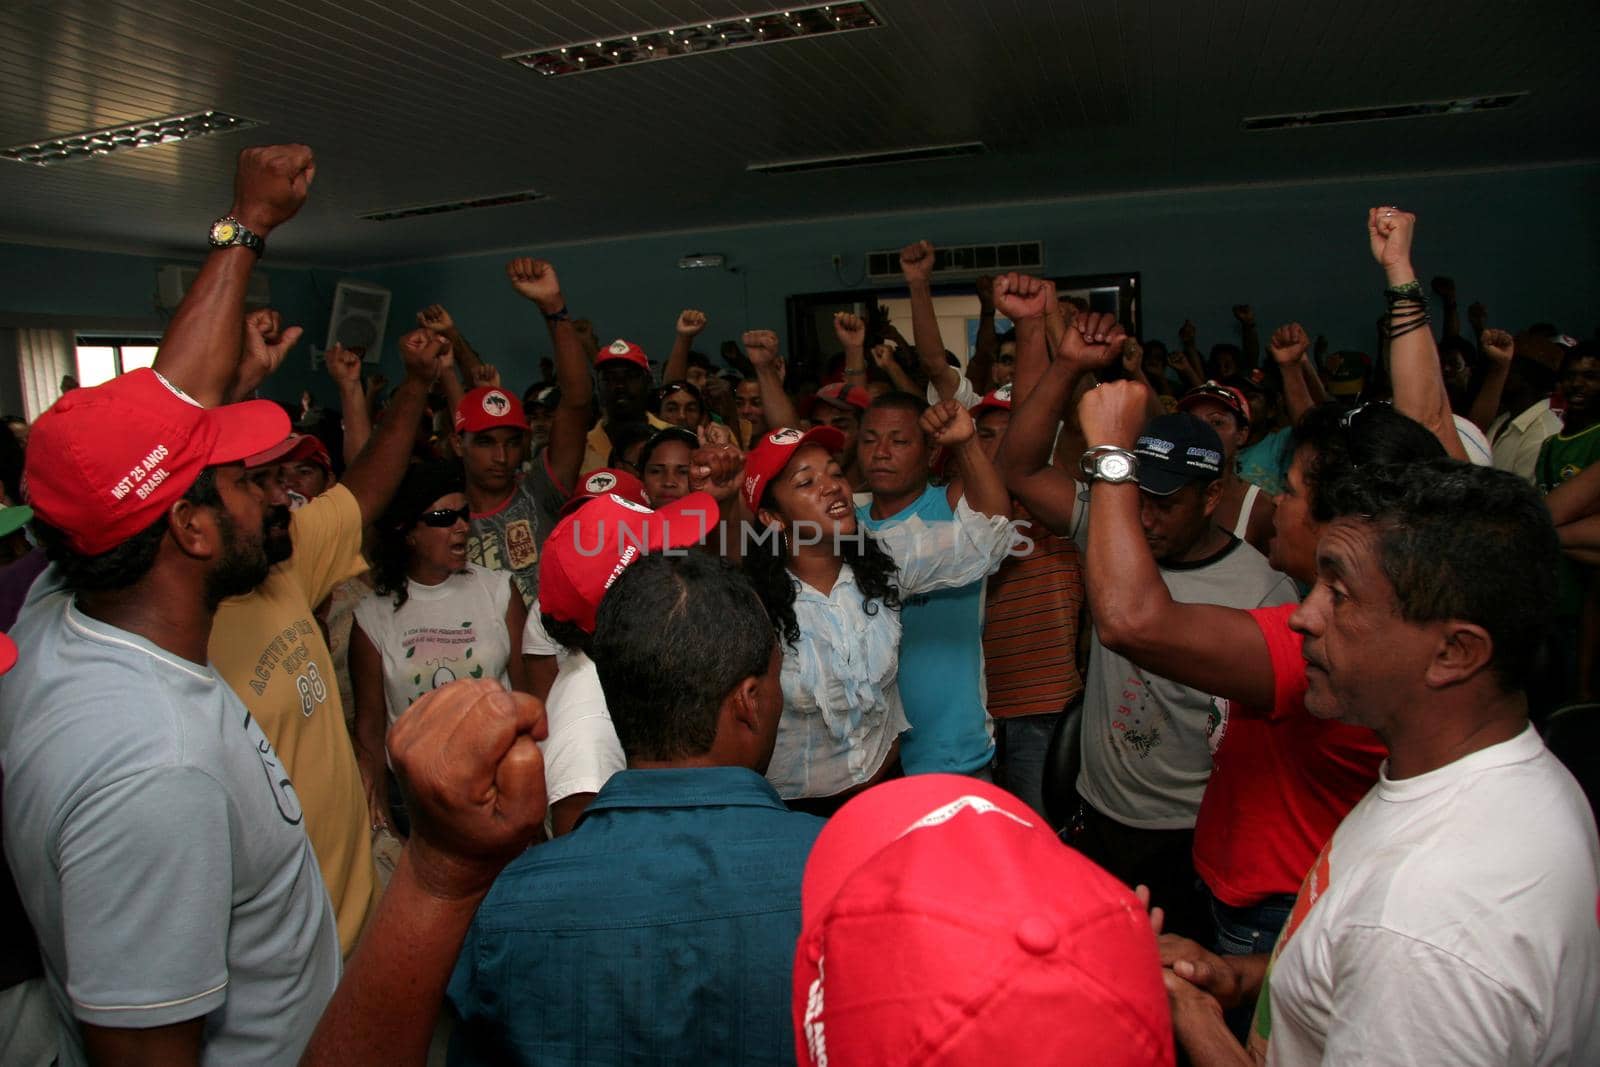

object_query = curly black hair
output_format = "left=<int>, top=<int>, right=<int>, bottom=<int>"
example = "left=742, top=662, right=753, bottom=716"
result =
left=373, top=461, right=465, bottom=610
left=1288, top=401, right=1445, bottom=523
left=741, top=485, right=902, bottom=649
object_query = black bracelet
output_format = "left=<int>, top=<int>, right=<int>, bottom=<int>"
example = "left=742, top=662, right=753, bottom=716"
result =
left=543, top=305, right=570, bottom=322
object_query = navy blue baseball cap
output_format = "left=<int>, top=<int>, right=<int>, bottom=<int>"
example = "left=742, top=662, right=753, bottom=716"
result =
left=1134, top=414, right=1224, bottom=495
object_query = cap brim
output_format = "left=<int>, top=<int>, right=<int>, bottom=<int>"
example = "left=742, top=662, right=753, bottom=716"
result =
left=207, top=400, right=293, bottom=467
left=1134, top=462, right=1195, bottom=496
left=0, top=632, right=16, bottom=675
left=801, top=775, right=1039, bottom=930
left=650, top=492, right=718, bottom=549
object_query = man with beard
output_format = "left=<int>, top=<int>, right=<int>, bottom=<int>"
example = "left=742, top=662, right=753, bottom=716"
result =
left=209, top=321, right=445, bottom=958
left=582, top=338, right=670, bottom=475
left=0, top=144, right=341, bottom=1064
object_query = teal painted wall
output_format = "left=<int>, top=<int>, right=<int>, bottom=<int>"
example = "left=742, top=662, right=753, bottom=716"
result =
left=3, top=162, right=1596, bottom=407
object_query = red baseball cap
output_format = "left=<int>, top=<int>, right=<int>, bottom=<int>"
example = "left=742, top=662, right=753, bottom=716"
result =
left=455, top=387, right=526, bottom=434
left=0, top=632, right=16, bottom=675
left=244, top=432, right=333, bottom=474
left=812, top=382, right=870, bottom=412
left=596, top=339, right=649, bottom=372
left=561, top=467, right=649, bottom=516
left=23, top=369, right=289, bottom=556
left=970, top=381, right=1014, bottom=418
left=538, top=491, right=716, bottom=633
left=793, top=775, right=1173, bottom=1067
left=740, top=426, right=846, bottom=512
left=1177, top=380, right=1251, bottom=429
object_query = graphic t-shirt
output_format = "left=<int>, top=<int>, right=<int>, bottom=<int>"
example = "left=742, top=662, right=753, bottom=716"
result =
left=1077, top=538, right=1298, bottom=830
left=468, top=459, right=568, bottom=608
left=211, top=484, right=376, bottom=956
left=1192, top=604, right=1387, bottom=907
left=351, top=563, right=515, bottom=727
left=1, top=569, right=340, bottom=1066
left=1252, top=727, right=1600, bottom=1066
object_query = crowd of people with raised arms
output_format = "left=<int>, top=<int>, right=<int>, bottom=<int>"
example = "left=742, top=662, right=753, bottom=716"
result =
left=0, top=143, right=1596, bottom=1067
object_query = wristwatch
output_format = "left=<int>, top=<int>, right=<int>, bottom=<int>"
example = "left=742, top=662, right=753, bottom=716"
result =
left=1079, top=445, right=1140, bottom=484
left=209, top=216, right=265, bottom=257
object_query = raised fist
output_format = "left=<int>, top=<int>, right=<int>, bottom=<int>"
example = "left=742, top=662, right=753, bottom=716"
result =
left=388, top=679, right=548, bottom=900
left=1078, top=380, right=1151, bottom=448
left=688, top=443, right=744, bottom=503
left=417, top=304, right=455, bottom=335
left=325, top=342, right=363, bottom=387
left=240, top=308, right=301, bottom=387
left=1232, top=304, right=1254, bottom=325
left=899, top=240, right=935, bottom=284
left=833, top=312, right=866, bottom=349
left=870, top=343, right=899, bottom=371
left=1430, top=276, right=1457, bottom=302
left=1367, top=206, right=1417, bottom=272
left=676, top=309, right=707, bottom=337
left=471, top=363, right=502, bottom=389
left=1057, top=312, right=1128, bottom=371
left=1178, top=319, right=1197, bottom=346
left=1480, top=328, right=1515, bottom=365
left=920, top=398, right=975, bottom=448
left=742, top=330, right=781, bottom=369
left=1268, top=323, right=1311, bottom=366
left=507, top=257, right=562, bottom=313
left=230, top=144, right=315, bottom=235
left=698, top=421, right=737, bottom=450
left=992, top=273, right=1051, bottom=321
left=975, top=274, right=995, bottom=313
left=396, top=328, right=447, bottom=385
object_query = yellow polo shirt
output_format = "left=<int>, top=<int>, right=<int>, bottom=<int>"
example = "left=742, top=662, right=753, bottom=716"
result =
left=211, top=484, right=377, bottom=956
left=581, top=412, right=671, bottom=475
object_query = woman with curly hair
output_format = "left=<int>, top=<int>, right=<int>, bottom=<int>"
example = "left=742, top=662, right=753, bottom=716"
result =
left=731, top=400, right=1015, bottom=814
left=350, top=461, right=528, bottom=832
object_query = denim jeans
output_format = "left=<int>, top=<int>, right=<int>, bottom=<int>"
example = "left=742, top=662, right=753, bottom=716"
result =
left=1209, top=889, right=1296, bottom=957
left=993, top=712, right=1060, bottom=818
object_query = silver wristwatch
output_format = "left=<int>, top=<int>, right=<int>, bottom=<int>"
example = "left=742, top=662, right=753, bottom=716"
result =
left=1079, top=445, right=1140, bottom=484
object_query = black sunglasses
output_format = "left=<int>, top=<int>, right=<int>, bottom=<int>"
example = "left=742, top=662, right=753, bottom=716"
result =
left=418, top=505, right=470, bottom=528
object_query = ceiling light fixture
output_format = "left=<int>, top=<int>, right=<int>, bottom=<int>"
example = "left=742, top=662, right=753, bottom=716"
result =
left=0, top=109, right=260, bottom=167
left=506, top=1, right=883, bottom=77
left=359, top=189, right=547, bottom=223
left=748, top=141, right=986, bottom=175
left=1243, top=93, right=1527, bottom=131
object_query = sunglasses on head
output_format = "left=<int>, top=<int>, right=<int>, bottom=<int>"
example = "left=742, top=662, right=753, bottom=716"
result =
left=418, top=505, right=470, bottom=528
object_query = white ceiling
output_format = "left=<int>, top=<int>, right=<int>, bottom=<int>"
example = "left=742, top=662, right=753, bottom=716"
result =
left=1, top=0, right=1596, bottom=268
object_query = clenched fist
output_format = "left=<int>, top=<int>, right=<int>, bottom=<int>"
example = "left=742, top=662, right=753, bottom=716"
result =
left=899, top=240, right=935, bottom=284
left=1367, top=206, right=1418, bottom=278
left=992, top=273, right=1051, bottom=321
left=742, top=330, right=781, bottom=369
left=833, top=311, right=866, bottom=349
left=920, top=398, right=975, bottom=448
left=325, top=342, right=363, bottom=387
left=688, top=442, right=744, bottom=503
left=396, top=328, right=447, bottom=385
left=389, top=679, right=549, bottom=900
left=231, top=144, right=315, bottom=235
left=417, top=304, right=455, bottom=335
left=1078, top=379, right=1151, bottom=449
left=676, top=309, right=708, bottom=337
left=1268, top=323, right=1311, bottom=366
left=1057, top=312, right=1128, bottom=371
left=507, top=257, right=563, bottom=313
left=1480, top=328, right=1514, bottom=366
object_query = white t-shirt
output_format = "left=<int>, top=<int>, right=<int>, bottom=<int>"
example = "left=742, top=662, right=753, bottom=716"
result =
left=1260, top=725, right=1600, bottom=1066
left=539, top=650, right=625, bottom=808
left=520, top=597, right=565, bottom=662
left=351, top=563, right=514, bottom=727
left=1452, top=412, right=1493, bottom=466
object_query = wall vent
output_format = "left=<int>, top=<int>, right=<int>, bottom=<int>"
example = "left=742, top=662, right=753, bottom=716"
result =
left=865, top=241, right=1043, bottom=279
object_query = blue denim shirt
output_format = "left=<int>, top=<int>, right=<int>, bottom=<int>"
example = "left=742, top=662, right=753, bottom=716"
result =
left=447, top=766, right=824, bottom=1067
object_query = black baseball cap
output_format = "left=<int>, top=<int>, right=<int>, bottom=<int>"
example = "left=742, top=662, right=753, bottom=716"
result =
left=1134, top=413, right=1224, bottom=496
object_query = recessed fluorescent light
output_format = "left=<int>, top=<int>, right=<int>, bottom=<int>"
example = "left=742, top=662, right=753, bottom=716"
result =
left=0, top=110, right=260, bottom=167
left=748, top=141, right=985, bottom=175
left=359, top=190, right=547, bottom=223
left=506, top=2, right=883, bottom=77
left=1243, top=93, right=1527, bottom=131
